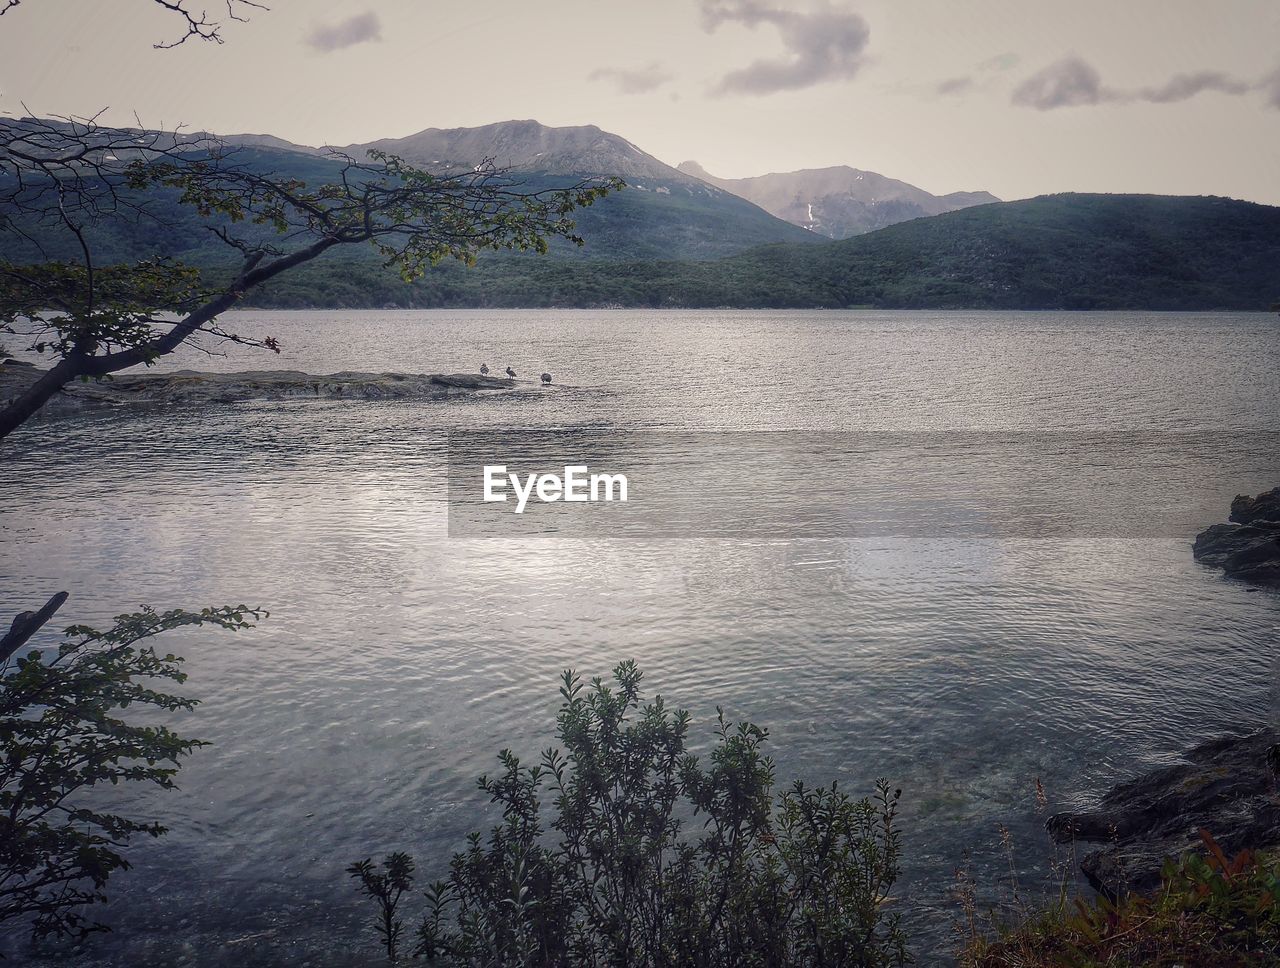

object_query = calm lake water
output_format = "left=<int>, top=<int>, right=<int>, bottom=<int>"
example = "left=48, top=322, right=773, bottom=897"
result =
left=2, top=309, right=1279, bottom=965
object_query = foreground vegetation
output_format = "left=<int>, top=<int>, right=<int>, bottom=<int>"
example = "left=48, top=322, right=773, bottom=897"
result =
left=349, top=662, right=908, bottom=967
left=0, top=603, right=262, bottom=945
left=960, top=832, right=1280, bottom=966
left=348, top=663, right=1280, bottom=966
left=6, top=626, right=1279, bottom=965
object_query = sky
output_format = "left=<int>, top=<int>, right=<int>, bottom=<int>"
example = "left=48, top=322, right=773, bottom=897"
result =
left=1, top=0, right=1278, bottom=204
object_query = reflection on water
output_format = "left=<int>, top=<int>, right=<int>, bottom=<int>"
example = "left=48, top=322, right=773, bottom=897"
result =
left=445, top=429, right=1280, bottom=538
left=1, top=309, right=1278, bottom=965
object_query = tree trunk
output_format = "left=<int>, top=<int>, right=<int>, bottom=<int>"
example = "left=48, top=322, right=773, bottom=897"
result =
left=0, top=592, right=69, bottom=663
left=0, top=359, right=83, bottom=441
left=0, top=236, right=336, bottom=440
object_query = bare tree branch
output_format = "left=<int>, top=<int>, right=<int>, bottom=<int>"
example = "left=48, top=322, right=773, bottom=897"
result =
left=150, top=0, right=269, bottom=48
left=0, top=1, right=268, bottom=46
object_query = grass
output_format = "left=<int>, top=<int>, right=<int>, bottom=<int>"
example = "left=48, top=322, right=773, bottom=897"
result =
left=956, top=780, right=1280, bottom=968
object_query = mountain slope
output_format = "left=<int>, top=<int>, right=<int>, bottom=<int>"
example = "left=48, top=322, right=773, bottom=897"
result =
left=230, top=120, right=704, bottom=183
left=677, top=160, right=999, bottom=239
left=338, top=121, right=822, bottom=259
left=1, top=118, right=820, bottom=264
left=748, top=192, right=1280, bottom=309
left=345, top=120, right=698, bottom=183
left=241, top=193, right=1280, bottom=311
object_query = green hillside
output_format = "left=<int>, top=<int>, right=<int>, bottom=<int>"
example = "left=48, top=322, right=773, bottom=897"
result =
left=5, top=147, right=1277, bottom=310
left=744, top=192, right=1280, bottom=309
left=0, top=144, right=819, bottom=266
left=239, top=193, right=1280, bottom=311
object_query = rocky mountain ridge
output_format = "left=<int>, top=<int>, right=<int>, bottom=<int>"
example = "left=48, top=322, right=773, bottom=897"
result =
left=677, top=160, right=999, bottom=238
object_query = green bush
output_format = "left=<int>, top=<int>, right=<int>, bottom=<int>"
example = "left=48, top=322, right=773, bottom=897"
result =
left=350, top=661, right=907, bottom=966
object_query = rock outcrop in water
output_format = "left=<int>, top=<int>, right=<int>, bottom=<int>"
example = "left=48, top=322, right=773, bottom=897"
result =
left=0, top=362, right=517, bottom=416
left=1045, top=494, right=1280, bottom=897
left=1193, top=487, right=1280, bottom=585
left=1046, top=730, right=1280, bottom=897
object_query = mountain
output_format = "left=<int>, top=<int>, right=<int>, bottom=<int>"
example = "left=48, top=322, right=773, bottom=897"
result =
left=712, top=192, right=1280, bottom=309
left=345, top=120, right=702, bottom=184
left=218, top=132, right=323, bottom=154
left=677, top=160, right=999, bottom=239
left=227, top=120, right=703, bottom=183
left=241, top=194, right=1280, bottom=311
left=223, top=120, right=823, bottom=259
left=338, top=122, right=824, bottom=258
left=9, top=118, right=1273, bottom=312
left=1, top=118, right=820, bottom=264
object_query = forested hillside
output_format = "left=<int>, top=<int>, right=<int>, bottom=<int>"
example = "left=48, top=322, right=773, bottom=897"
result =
left=239, top=194, right=1280, bottom=311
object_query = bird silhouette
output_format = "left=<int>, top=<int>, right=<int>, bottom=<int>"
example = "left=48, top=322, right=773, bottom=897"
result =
left=505, top=367, right=516, bottom=379
left=540, top=372, right=552, bottom=385
left=480, top=363, right=489, bottom=375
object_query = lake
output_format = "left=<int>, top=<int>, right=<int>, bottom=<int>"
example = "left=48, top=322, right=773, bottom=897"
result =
left=2, top=309, right=1278, bottom=964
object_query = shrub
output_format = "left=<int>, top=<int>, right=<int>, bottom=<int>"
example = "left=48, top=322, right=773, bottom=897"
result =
left=350, top=661, right=908, bottom=966
left=0, top=603, right=263, bottom=945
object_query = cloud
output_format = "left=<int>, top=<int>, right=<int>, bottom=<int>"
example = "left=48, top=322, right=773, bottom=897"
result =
left=978, top=52, right=1020, bottom=73
left=700, top=0, right=871, bottom=96
left=927, top=53, right=1017, bottom=100
left=1014, top=56, right=1274, bottom=110
left=1140, top=71, right=1250, bottom=103
left=305, top=11, right=382, bottom=52
left=1265, top=69, right=1280, bottom=109
left=935, top=76, right=973, bottom=96
left=1012, top=57, right=1113, bottom=109
left=588, top=62, right=674, bottom=95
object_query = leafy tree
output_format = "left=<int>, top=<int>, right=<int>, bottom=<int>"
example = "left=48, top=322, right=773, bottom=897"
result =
left=0, top=114, right=621, bottom=439
left=0, top=600, right=264, bottom=946
left=350, top=662, right=908, bottom=966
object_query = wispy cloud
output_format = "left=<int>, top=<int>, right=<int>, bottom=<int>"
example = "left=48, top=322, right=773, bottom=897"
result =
left=1265, top=69, right=1280, bottom=109
left=1014, top=56, right=1276, bottom=110
left=588, top=62, right=674, bottom=95
left=700, top=0, right=871, bottom=96
left=1140, top=71, right=1250, bottom=103
left=929, top=53, right=1017, bottom=100
left=1012, top=57, right=1113, bottom=109
left=935, top=76, right=973, bottom=97
left=978, top=52, right=1020, bottom=73
left=305, top=11, right=382, bottom=52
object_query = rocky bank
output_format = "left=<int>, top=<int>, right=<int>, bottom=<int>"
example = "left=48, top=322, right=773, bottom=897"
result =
left=1046, top=730, right=1280, bottom=897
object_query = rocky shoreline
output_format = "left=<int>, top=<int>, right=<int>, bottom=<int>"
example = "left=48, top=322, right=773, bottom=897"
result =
left=1042, top=487, right=1280, bottom=899
left=0, top=361, right=519, bottom=416
left=1193, top=486, right=1280, bottom=585
left=1047, top=730, right=1280, bottom=897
